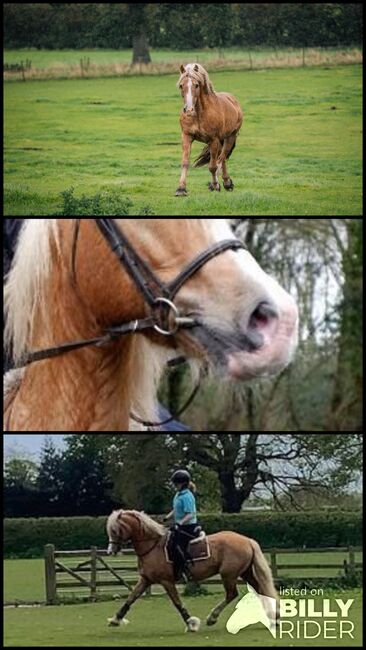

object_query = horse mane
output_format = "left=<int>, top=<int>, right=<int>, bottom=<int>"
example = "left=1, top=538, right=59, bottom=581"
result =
left=3, top=219, right=179, bottom=427
left=4, top=219, right=60, bottom=364
left=131, top=511, right=166, bottom=537
left=177, top=63, right=215, bottom=94
left=109, top=510, right=166, bottom=538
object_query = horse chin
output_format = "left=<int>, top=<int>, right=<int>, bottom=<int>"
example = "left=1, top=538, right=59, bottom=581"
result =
left=184, top=323, right=294, bottom=381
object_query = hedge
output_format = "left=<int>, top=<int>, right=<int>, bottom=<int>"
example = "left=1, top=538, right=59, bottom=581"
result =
left=4, top=511, right=362, bottom=558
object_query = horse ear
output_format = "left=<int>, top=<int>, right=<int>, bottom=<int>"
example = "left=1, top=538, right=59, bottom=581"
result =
left=194, top=64, right=199, bottom=71
left=180, top=64, right=185, bottom=74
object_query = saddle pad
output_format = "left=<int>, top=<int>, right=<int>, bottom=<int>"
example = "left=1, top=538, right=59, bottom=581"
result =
left=165, top=532, right=211, bottom=564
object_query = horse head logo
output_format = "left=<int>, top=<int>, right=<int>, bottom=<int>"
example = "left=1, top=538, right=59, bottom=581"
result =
left=226, top=584, right=277, bottom=637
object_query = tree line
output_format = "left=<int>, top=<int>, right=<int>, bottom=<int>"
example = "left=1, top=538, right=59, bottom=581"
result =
left=4, top=434, right=362, bottom=517
left=4, top=3, right=362, bottom=52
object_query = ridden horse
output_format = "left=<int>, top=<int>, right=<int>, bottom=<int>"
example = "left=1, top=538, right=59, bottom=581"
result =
left=4, top=219, right=298, bottom=431
left=176, top=63, right=243, bottom=196
left=107, top=510, right=279, bottom=633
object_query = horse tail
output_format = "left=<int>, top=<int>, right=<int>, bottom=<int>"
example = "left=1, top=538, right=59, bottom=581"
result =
left=194, top=144, right=211, bottom=168
left=250, top=539, right=278, bottom=602
left=194, top=137, right=237, bottom=168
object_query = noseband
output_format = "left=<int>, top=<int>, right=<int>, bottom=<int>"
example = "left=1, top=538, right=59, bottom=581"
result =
left=8, top=219, right=244, bottom=428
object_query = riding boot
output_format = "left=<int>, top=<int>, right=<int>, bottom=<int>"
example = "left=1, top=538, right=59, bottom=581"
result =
left=182, top=561, right=194, bottom=582
left=174, top=546, right=186, bottom=582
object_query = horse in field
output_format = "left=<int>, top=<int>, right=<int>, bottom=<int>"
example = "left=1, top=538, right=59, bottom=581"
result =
left=107, top=510, right=279, bottom=633
left=176, top=63, right=243, bottom=196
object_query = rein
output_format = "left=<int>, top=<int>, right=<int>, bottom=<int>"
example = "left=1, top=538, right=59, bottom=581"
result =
left=6, top=219, right=244, bottom=429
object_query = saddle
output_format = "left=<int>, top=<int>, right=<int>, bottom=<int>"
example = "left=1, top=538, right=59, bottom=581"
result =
left=165, top=526, right=211, bottom=565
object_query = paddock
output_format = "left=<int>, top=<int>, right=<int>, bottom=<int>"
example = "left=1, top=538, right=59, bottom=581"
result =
left=4, top=65, right=362, bottom=216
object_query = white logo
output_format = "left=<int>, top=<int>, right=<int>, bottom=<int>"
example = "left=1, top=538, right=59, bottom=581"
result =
left=226, top=584, right=277, bottom=637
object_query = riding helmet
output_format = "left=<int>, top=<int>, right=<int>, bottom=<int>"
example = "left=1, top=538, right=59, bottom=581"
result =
left=171, top=469, right=191, bottom=485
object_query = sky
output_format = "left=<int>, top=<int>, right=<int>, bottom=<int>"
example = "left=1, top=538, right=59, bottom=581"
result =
left=3, top=434, right=66, bottom=457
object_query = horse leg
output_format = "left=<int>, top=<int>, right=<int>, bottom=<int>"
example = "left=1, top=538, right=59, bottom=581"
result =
left=206, top=575, right=239, bottom=626
left=219, top=135, right=236, bottom=191
left=108, top=576, right=151, bottom=627
left=175, top=133, right=192, bottom=196
left=161, top=579, right=201, bottom=632
left=208, top=138, right=221, bottom=191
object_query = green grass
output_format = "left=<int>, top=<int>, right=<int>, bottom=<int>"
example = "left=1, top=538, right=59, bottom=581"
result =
left=4, top=589, right=363, bottom=646
left=4, top=64, right=362, bottom=216
left=4, top=555, right=363, bottom=646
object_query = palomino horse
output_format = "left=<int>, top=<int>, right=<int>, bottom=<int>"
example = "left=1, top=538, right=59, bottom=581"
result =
left=107, top=510, right=278, bottom=633
left=176, top=63, right=243, bottom=196
left=4, top=219, right=298, bottom=431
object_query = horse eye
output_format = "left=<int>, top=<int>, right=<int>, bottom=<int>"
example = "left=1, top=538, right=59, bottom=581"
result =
left=194, top=83, right=199, bottom=88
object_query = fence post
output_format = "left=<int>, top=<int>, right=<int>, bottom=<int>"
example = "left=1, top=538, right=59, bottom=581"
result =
left=90, top=546, right=97, bottom=600
left=45, top=544, right=57, bottom=604
left=349, top=546, right=355, bottom=578
left=270, top=551, right=278, bottom=579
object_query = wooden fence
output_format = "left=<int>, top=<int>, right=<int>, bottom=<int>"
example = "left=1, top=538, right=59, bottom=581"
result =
left=44, top=544, right=362, bottom=605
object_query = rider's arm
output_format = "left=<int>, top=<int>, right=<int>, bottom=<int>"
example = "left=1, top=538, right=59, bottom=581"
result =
left=163, top=510, right=175, bottom=522
left=179, top=512, right=194, bottom=525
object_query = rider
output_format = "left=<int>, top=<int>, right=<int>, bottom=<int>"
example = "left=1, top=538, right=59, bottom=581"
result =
left=165, top=469, right=199, bottom=581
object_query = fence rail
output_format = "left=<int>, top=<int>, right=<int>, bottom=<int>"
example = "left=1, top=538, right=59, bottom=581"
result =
left=44, top=544, right=363, bottom=605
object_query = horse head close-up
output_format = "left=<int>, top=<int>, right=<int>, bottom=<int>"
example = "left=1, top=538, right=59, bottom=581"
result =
left=4, top=219, right=298, bottom=431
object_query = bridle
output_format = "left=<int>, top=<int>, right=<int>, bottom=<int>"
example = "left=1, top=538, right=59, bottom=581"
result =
left=7, top=219, right=244, bottom=428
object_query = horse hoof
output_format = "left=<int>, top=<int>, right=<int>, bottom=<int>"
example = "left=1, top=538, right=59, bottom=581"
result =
left=175, top=188, right=187, bottom=197
left=186, top=616, right=201, bottom=633
left=108, top=617, right=130, bottom=627
left=224, top=180, right=234, bottom=191
left=206, top=616, right=217, bottom=627
left=208, top=183, right=221, bottom=192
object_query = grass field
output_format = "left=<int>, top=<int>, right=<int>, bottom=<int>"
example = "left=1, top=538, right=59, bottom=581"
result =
left=4, top=553, right=363, bottom=646
left=4, top=589, right=363, bottom=646
left=4, top=64, right=362, bottom=216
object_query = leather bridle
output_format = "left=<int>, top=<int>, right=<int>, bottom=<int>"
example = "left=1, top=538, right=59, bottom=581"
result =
left=7, top=219, right=245, bottom=428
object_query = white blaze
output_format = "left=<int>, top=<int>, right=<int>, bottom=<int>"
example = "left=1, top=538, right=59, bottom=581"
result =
left=186, top=77, right=193, bottom=110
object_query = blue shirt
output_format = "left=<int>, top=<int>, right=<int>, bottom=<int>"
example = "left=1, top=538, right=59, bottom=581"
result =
left=173, top=488, right=197, bottom=524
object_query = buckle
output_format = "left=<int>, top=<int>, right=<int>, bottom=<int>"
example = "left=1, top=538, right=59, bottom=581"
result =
left=153, top=297, right=181, bottom=336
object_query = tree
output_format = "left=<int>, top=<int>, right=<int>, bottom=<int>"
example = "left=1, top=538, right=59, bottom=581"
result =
left=177, top=434, right=363, bottom=512
left=328, top=220, right=363, bottom=430
left=4, top=453, right=40, bottom=517
left=105, top=434, right=174, bottom=513
left=61, top=435, right=117, bottom=516
left=37, top=436, right=64, bottom=515
left=128, top=4, right=151, bottom=65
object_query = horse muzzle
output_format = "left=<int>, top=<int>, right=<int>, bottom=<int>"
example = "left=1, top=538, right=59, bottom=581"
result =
left=183, top=107, right=196, bottom=117
left=107, top=542, right=122, bottom=556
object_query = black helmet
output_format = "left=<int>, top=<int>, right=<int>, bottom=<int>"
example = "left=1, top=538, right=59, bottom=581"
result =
left=171, top=469, right=191, bottom=485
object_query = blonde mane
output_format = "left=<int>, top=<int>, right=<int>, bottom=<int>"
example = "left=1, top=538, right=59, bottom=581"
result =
left=108, top=510, right=166, bottom=539
left=177, top=63, right=215, bottom=94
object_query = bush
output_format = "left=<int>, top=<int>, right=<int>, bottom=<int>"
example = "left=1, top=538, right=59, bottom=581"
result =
left=54, top=187, right=155, bottom=216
